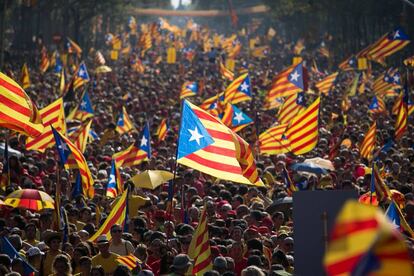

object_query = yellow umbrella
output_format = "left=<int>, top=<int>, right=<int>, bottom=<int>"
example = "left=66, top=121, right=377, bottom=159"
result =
left=95, top=65, right=112, bottom=74
left=132, top=170, right=174, bottom=190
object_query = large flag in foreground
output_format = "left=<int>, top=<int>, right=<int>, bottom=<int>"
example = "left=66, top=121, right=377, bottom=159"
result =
left=324, top=200, right=412, bottom=276
left=285, top=97, right=320, bottom=155
left=188, top=208, right=213, bottom=275
left=177, top=100, right=263, bottom=186
left=26, top=98, right=66, bottom=152
left=89, top=189, right=128, bottom=242
left=0, top=72, right=43, bottom=137
left=52, top=127, right=94, bottom=198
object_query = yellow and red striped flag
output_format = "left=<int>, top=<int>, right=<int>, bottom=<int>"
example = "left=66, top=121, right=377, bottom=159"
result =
left=324, top=200, right=413, bottom=276
left=359, top=121, right=376, bottom=161
left=20, top=63, right=31, bottom=90
left=25, top=98, right=66, bottom=152
left=52, top=127, right=94, bottom=198
left=116, top=107, right=135, bottom=135
left=89, top=189, right=128, bottom=242
left=395, top=94, right=407, bottom=140
left=219, top=61, right=234, bottom=81
left=259, top=123, right=290, bottom=155
left=366, top=27, right=410, bottom=62
left=0, top=72, right=43, bottom=137
left=200, top=93, right=224, bottom=110
left=180, top=81, right=198, bottom=99
left=156, top=119, right=168, bottom=141
left=277, top=92, right=305, bottom=125
left=66, top=37, right=82, bottom=56
left=68, top=120, right=92, bottom=153
left=315, top=72, right=338, bottom=95
left=117, top=254, right=142, bottom=270
left=113, top=123, right=151, bottom=168
left=72, top=62, right=90, bottom=91
left=266, top=63, right=304, bottom=103
left=223, top=73, right=252, bottom=104
left=285, top=97, right=320, bottom=155
left=177, top=100, right=263, bottom=186
left=188, top=207, right=213, bottom=275
left=39, top=46, right=50, bottom=74
left=372, top=69, right=401, bottom=97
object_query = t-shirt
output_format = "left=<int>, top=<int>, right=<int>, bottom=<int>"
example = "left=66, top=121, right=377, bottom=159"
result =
left=41, top=250, right=62, bottom=276
left=91, top=253, right=120, bottom=274
left=109, top=240, right=134, bottom=256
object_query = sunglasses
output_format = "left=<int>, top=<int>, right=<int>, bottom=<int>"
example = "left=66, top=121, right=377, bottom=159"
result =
left=111, top=229, right=122, bottom=233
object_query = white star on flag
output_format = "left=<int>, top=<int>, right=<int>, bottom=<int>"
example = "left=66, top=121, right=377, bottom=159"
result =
left=290, top=71, right=300, bottom=82
left=80, top=101, right=87, bottom=109
left=58, top=142, right=69, bottom=152
left=233, top=112, right=245, bottom=124
left=188, top=127, right=203, bottom=145
left=394, top=30, right=400, bottom=39
left=78, top=68, right=85, bottom=77
left=393, top=75, right=400, bottom=83
left=108, top=174, right=115, bottom=184
left=240, top=81, right=249, bottom=92
left=140, top=135, right=148, bottom=146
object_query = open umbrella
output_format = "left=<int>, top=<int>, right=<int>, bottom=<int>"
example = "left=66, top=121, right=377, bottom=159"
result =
left=291, top=162, right=328, bottom=175
left=132, top=170, right=174, bottom=190
left=304, top=157, right=335, bottom=171
left=95, top=65, right=112, bottom=74
left=4, top=189, right=55, bottom=211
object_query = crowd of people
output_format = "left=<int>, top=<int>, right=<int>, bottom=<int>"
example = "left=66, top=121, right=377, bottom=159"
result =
left=0, top=16, right=413, bottom=276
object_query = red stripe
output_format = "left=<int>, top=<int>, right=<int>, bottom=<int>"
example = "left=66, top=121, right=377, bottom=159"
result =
left=330, top=219, right=378, bottom=240
left=325, top=253, right=363, bottom=275
left=0, top=76, right=26, bottom=98
left=207, top=128, right=234, bottom=141
left=287, top=118, right=318, bottom=140
left=193, top=254, right=212, bottom=273
left=92, top=200, right=126, bottom=241
left=291, top=136, right=318, bottom=153
left=185, top=149, right=241, bottom=174
left=202, top=145, right=235, bottom=157
left=0, top=113, right=41, bottom=137
left=40, top=103, right=61, bottom=118
left=0, top=94, right=32, bottom=117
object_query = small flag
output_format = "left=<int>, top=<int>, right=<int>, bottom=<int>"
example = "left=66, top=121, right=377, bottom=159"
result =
left=117, top=254, right=142, bottom=270
left=106, top=160, right=123, bottom=198
left=20, top=63, right=31, bottom=89
left=156, top=119, right=168, bottom=141
left=116, top=107, right=135, bottom=135
left=259, top=123, right=290, bottom=155
left=224, top=73, right=252, bottom=104
left=359, top=121, right=376, bottom=161
left=315, top=72, right=338, bottom=95
left=267, top=62, right=304, bottom=103
left=180, top=81, right=198, bottom=99
left=72, top=62, right=90, bottom=91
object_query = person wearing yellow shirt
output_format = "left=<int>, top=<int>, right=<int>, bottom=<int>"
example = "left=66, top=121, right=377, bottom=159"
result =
left=91, top=235, right=120, bottom=275
left=24, top=223, right=39, bottom=247
left=41, top=231, right=64, bottom=276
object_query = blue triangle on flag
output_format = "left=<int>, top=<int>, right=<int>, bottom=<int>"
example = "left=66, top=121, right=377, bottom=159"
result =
left=237, top=74, right=252, bottom=96
left=80, top=91, right=94, bottom=113
left=178, top=101, right=214, bottom=159
left=288, top=63, right=304, bottom=89
left=231, top=105, right=252, bottom=126
left=385, top=201, right=401, bottom=229
left=139, top=122, right=151, bottom=157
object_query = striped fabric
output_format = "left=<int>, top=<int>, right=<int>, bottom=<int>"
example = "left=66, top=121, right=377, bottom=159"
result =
left=39, top=47, right=50, bottom=74
left=219, top=61, right=234, bottom=81
left=359, top=121, right=376, bottom=161
left=0, top=72, right=43, bottom=137
left=116, top=107, right=135, bottom=135
left=285, top=97, right=320, bottom=155
left=277, top=93, right=305, bottom=125
left=68, top=120, right=92, bottom=153
left=20, top=63, right=31, bottom=89
left=95, top=51, right=106, bottom=65
left=51, top=127, right=94, bottom=199
left=259, top=123, right=290, bottom=155
left=177, top=100, right=263, bottom=186
left=372, top=164, right=392, bottom=202
left=324, top=200, right=412, bottom=276
left=156, top=118, right=168, bottom=141
left=200, top=93, right=224, bottom=110
left=26, top=98, right=66, bottom=152
left=394, top=93, right=407, bottom=140
left=89, top=189, right=128, bottom=242
left=315, top=72, right=338, bottom=95
left=369, top=96, right=386, bottom=114
left=180, top=81, right=198, bottom=99
left=117, top=254, right=142, bottom=270
left=72, top=62, right=90, bottom=91
left=267, top=62, right=303, bottom=103
left=282, top=166, right=297, bottom=195
left=372, top=69, right=401, bottom=96
left=113, top=122, right=151, bottom=168
left=106, top=160, right=123, bottom=198
left=366, top=27, right=410, bottom=61
left=223, top=73, right=252, bottom=104
left=188, top=208, right=213, bottom=275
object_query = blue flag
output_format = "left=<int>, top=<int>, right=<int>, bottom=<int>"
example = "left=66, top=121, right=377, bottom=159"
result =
left=51, top=127, right=71, bottom=166
left=79, top=91, right=94, bottom=114
left=0, top=237, right=37, bottom=274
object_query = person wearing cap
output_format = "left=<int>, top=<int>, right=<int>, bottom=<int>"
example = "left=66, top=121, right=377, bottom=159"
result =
left=109, top=224, right=134, bottom=256
left=91, top=235, right=120, bottom=275
left=26, top=247, right=43, bottom=273
left=41, top=231, right=63, bottom=276
left=168, top=254, right=193, bottom=276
